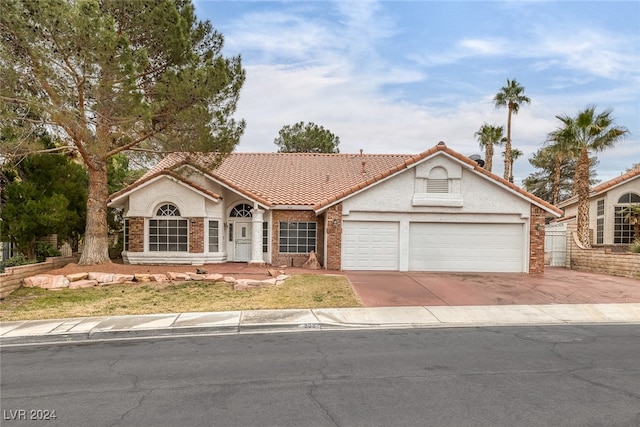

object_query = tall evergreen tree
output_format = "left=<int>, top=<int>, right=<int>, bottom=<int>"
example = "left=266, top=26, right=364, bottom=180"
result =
left=493, top=79, right=530, bottom=182
left=0, top=0, right=245, bottom=264
left=274, top=122, right=341, bottom=153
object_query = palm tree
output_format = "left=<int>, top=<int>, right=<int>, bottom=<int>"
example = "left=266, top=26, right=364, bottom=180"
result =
left=553, top=106, right=629, bottom=247
left=502, top=148, right=523, bottom=184
left=545, top=129, right=581, bottom=205
left=621, top=204, right=640, bottom=241
left=474, top=123, right=506, bottom=173
left=493, top=79, right=531, bottom=182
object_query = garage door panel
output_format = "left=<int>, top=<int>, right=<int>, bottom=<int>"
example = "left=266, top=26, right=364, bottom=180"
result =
left=409, top=223, right=523, bottom=272
left=343, top=221, right=399, bottom=270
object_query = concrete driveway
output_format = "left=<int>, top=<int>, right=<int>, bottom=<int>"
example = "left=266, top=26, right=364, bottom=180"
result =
left=345, top=267, right=640, bottom=307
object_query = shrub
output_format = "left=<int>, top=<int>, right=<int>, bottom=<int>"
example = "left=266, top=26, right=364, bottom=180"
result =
left=35, top=242, right=61, bottom=262
left=0, top=253, right=31, bottom=273
left=630, top=240, right=640, bottom=254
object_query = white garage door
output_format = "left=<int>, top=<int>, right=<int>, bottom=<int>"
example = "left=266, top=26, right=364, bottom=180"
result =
left=409, top=223, right=524, bottom=272
left=342, top=221, right=399, bottom=270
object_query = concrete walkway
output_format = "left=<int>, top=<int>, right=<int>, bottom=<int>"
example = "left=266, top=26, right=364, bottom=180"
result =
left=2, top=303, right=640, bottom=345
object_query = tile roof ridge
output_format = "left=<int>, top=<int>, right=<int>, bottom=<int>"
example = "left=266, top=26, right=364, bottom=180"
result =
left=559, top=167, right=640, bottom=206
left=591, top=167, right=640, bottom=192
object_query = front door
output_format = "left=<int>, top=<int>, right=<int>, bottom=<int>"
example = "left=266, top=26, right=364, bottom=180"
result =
left=233, top=221, right=252, bottom=262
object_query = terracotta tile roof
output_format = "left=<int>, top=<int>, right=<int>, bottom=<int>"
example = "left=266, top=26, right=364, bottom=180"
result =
left=141, top=151, right=420, bottom=208
left=557, top=167, right=640, bottom=207
left=127, top=143, right=561, bottom=216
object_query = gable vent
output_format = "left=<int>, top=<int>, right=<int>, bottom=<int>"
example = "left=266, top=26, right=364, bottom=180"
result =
left=426, top=179, right=449, bottom=193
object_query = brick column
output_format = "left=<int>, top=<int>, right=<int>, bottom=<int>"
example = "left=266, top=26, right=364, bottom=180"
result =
left=128, top=217, right=144, bottom=252
left=529, top=206, right=546, bottom=273
left=189, top=218, right=204, bottom=253
left=325, top=203, right=343, bottom=270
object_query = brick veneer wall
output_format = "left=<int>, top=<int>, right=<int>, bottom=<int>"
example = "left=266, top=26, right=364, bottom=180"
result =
left=189, top=218, right=204, bottom=253
left=529, top=205, right=546, bottom=273
left=325, top=203, right=342, bottom=270
left=271, top=210, right=325, bottom=267
left=565, top=222, right=640, bottom=279
left=128, top=217, right=144, bottom=252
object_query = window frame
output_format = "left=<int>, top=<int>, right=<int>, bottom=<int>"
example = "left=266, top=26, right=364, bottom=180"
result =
left=208, top=220, right=220, bottom=252
left=278, top=221, right=317, bottom=254
left=148, top=203, right=188, bottom=252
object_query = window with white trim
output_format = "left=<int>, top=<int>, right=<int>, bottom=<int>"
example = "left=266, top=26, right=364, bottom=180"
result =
left=230, top=203, right=252, bottom=218
left=149, top=204, right=188, bottom=251
left=279, top=222, right=316, bottom=253
left=596, top=199, right=605, bottom=244
left=123, top=218, right=129, bottom=251
left=208, top=221, right=219, bottom=252
left=263, top=222, right=269, bottom=253
left=614, top=193, right=640, bottom=244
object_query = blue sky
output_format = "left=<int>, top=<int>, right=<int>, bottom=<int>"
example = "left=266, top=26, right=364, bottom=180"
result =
left=194, top=0, right=640, bottom=184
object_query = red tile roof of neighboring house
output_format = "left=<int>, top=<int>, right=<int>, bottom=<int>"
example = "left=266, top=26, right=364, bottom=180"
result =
left=121, top=142, right=561, bottom=216
left=557, top=167, right=640, bottom=207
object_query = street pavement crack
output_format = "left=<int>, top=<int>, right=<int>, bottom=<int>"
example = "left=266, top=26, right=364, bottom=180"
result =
left=106, top=359, right=153, bottom=427
left=305, top=338, right=341, bottom=426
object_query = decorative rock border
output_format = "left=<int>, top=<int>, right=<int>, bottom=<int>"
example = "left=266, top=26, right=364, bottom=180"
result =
left=22, top=270, right=291, bottom=292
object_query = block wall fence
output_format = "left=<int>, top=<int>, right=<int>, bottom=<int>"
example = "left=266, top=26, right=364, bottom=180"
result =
left=0, top=255, right=79, bottom=299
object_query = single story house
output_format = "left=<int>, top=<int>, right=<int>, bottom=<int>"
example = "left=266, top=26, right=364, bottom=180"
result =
left=108, top=142, right=561, bottom=273
left=557, top=168, right=640, bottom=245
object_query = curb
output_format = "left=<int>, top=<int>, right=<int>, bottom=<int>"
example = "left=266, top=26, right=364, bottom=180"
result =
left=2, top=304, right=640, bottom=346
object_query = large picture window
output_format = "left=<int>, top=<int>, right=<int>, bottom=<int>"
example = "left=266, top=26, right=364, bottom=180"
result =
left=149, top=204, right=188, bottom=251
left=279, top=222, right=316, bottom=253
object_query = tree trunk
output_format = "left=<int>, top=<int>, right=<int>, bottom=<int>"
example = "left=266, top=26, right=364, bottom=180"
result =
left=504, top=104, right=513, bottom=182
left=485, top=143, right=494, bottom=173
left=575, top=148, right=592, bottom=248
left=78, top=159, right=111, bottom=265
left=552, top=156, right=561, bottom=206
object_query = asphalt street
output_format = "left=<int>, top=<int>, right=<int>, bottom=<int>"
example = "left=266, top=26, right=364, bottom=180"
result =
left=1, top=326, right=639, bottom=427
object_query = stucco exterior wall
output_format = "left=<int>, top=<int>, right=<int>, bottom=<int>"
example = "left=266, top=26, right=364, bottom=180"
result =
left=560, top=177, right=640, bottom=245
left=340, top=157, right=535, bottom=272
left=126, top=177, right=218, bottom=218
left=342, top=157, right=532, bottom=217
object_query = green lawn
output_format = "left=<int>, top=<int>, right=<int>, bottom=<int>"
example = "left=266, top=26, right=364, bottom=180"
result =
left=0, top=274, right=362, bottom=321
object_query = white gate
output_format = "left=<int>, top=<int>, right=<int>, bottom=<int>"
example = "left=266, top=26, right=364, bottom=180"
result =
left=545, top=223, right=567, bottom=267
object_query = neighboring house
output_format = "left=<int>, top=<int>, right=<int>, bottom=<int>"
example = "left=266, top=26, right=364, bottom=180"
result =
left=557, top=168, right=640, bottom=245
left=108, top=142, right=561, bottom=273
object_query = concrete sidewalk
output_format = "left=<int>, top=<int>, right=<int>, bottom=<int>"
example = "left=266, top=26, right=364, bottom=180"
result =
left=2, top=303, right=640, bottom=345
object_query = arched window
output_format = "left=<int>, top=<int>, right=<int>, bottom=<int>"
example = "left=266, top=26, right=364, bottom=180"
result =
left=149, top=203, right=188, bottom=252
left=617, top=193, right=640, bottom=204
left=156, top=204, right=181, bottom=216
left=614, top=192, right=640, bottom=244
left=230, top=203, right=253, bottom=218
